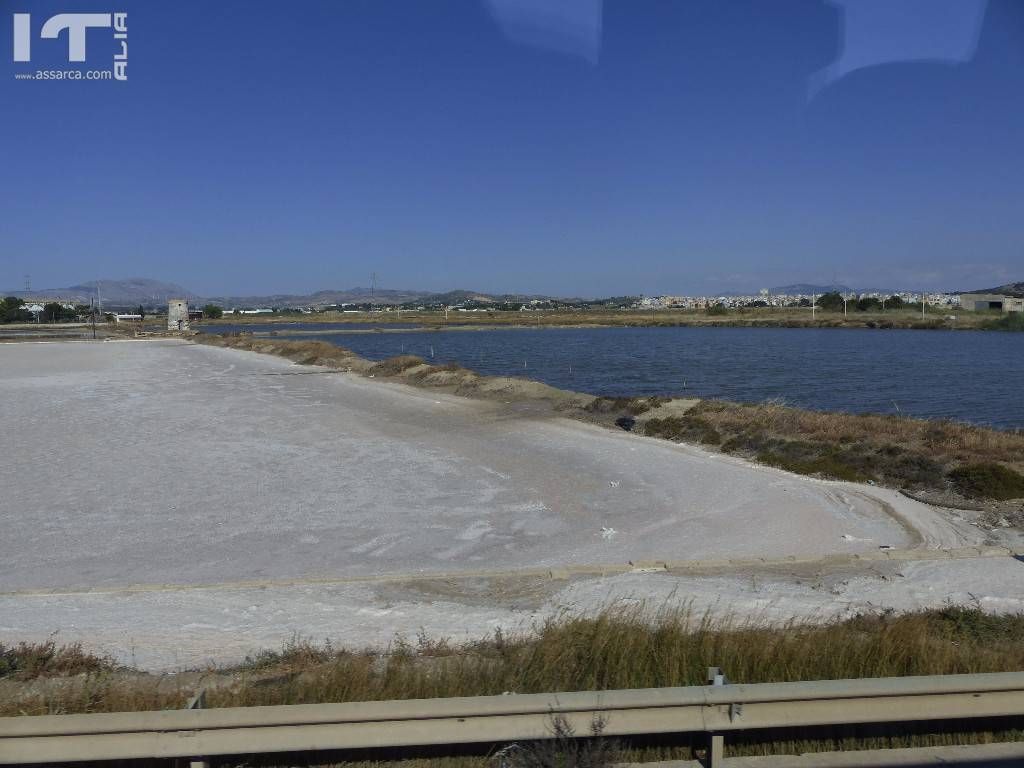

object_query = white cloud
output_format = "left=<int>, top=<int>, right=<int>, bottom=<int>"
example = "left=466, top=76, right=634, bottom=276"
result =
left=483, top=0, right=603, bottom=64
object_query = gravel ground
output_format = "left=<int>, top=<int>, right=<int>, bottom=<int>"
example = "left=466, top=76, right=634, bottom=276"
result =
left=1, top=339, right=1016, bottom=669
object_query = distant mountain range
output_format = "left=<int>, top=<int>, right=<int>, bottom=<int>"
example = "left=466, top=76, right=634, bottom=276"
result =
left=200, top=287, right=558, bottom=308
left=5, top=279, right=557, bottom=309
left=201, top=287, right=433, bottom=308
left=772, top=282, right=1024, bottom=297
left=971, top=281, right=1024, bottom=297
left=767, top=284, right=904, bottom=296
left=8, top=278, right=199, bottom=306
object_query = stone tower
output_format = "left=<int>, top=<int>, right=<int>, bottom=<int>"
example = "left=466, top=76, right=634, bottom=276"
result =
left=168, top=299, right=189, bottom=331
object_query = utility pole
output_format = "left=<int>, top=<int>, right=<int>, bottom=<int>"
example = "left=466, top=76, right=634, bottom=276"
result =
left=812, top=293, right=816, bottom=321
left=370, top=272, right=377, bottom=312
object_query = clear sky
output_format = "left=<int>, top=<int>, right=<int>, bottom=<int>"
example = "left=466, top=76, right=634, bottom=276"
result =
left=3, top=0, right=1022, bottom=297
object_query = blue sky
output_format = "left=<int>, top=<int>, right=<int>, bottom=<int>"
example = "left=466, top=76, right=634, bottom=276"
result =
left=2, top=0, right=1022, bottom=297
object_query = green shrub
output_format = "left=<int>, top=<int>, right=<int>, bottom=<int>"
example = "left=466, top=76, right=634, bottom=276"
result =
left=815, top=292, right=845, bottom=311
left=948, top=463, right=1024, bottom=500
left=887, top=453, right=944, bottom=487
left=757, top=450, right=867, bottom=482
left=982, top=313, right=1024, bottom=332
left=644, top=415, right=721, bottom=445
left=925, top=605, right=1024, bottom=643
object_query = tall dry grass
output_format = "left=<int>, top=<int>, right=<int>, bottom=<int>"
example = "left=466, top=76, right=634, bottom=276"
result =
left=0, top=638, right=114, bottom=681
left=643, top=399, right=1024, bottom=495
left=696, top=399, right=1024, bottom=466
left=5, top=606, right=1023, bottom=717
left=5, top=608, right=1022, bottom=765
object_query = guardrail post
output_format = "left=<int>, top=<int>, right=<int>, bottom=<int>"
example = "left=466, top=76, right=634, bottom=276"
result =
left=184, top=689, right=209, bottom=768
left=702, top=667, right=728, bottom=768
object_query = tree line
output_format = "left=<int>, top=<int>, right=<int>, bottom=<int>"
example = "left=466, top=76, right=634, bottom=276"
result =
left=0, top=297, right=95, bottom=323
left=814, top=292, right=909, bottom=312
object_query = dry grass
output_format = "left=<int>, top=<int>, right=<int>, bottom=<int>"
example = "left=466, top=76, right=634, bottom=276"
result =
left=0, top=638, right=116, bottom=681
left=5, top=606, right=1024, bottom=717
left=495, top=714, right=619, bottom=768
left=640, top=399, right=1024, bottom=496
left=371, top=355, right=428, bottom=376
left=695, top=400, right=1024, bottom=464
left=410, top=307, right=993, bottom=332
left=201, top=306, right=1007, bottom=332
left=584, top=396, right=670, bottom=416
left=4, top=608, right=1023, bottom=765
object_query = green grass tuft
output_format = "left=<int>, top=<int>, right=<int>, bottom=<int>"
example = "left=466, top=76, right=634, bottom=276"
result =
left=981, top=313, right=1024, bottom=332
left=756, top=450, right=867, bottom=482
left=948, top=462, right=1024, bottom=500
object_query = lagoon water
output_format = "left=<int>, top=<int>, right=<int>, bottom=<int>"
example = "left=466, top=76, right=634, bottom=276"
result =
left=207, top=324, right=1024, bottom=429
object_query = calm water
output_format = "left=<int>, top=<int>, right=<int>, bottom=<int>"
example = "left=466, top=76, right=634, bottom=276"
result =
left=207, top=325, right=1024, bottom=429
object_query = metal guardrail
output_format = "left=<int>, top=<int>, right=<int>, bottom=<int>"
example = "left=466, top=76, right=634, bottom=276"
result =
left=2, top=672, right=1023, bottom=766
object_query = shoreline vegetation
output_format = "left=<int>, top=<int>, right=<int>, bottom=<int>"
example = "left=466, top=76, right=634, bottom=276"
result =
left=192, top=305, right=1024, bottom=332
left=3, top=607, right=1023, bottom=761
left=196, top=334, right=1024, bottom=525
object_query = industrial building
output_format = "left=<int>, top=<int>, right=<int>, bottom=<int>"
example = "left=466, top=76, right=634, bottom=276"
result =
left=959, top=293, right=1024, bottom=313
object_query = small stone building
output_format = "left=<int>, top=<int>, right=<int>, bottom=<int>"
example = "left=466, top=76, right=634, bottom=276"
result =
left=168, top=299, right=190, bottom=331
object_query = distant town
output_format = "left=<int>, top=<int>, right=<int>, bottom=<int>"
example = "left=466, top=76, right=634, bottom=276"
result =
left=217, top=289, right=966, bottom=317
left=3, top=279, right=1022, bottom=322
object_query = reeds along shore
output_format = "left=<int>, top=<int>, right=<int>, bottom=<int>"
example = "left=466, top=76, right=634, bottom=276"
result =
left=192, top=306, right=1024, bottom=332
